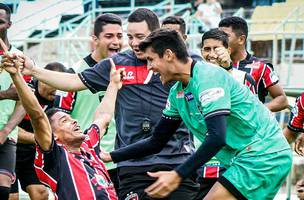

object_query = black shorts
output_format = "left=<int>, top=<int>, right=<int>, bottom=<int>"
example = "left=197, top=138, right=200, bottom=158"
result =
left=10, top=144, right=41, bottom=193
left=117, top=164, right=200, bottom=200
left=108, top=168, right=119, bottom=192
left=0, top=139, right=16, bottom=181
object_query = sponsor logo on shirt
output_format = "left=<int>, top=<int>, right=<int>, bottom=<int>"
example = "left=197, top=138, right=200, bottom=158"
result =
left=55, top=90, right=68, bottom=97
left=185, top=92, right=194, bottom=101
left=125, top=71, right=135, bottom=80
left=199, top=88, right=224, bottom=106
left=244, top=62, right=260, bottom=69
left=270, top=71, right=279, bottom=83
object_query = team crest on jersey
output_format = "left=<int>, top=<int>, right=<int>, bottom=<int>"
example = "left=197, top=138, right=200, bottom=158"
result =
left=125, top=192, right=139, bottom=200
left=176, top=91, right=184, bottom=98
left=199, top=88, right=224, bottom=106
left=91, top=174, right=108, bottom=190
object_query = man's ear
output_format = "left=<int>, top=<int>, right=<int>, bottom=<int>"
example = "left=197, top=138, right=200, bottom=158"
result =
left=164, top=49, right=174, bottom=61
left=238, top=35, right=246, bottom=45
left=227, top=47, right=232, bottom=55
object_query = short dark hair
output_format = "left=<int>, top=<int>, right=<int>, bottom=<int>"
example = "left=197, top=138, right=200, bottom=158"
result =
left=94, top=13, right=122, bottom=37
left=139, top=28, right=188, bottom=63
left=45, top=108, right=61, bottom=125
left=44, top=62, right=67, bottom=72
left=219, top=16, right=248, bottom=39
left=162, top=16, right=186, bottom=35
left=0, top=3, right=11, bottom=20
left=128, top=8, right=160, bottom=32
left=201, top=28, right=229, bottom=48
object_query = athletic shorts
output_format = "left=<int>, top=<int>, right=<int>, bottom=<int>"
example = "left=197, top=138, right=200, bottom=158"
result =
left=220, top=148, right=292, bottom=200
left=10, top=144, right=41, bottom=193
left=0, top=139, right=16, bottom=182
left=118, top=164, right=200, bottom=200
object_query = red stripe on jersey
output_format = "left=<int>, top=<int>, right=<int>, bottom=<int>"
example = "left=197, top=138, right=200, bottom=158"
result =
left=84, top=125, right=100, bottom=149
left=204, top=166, right=219, bottom=178
left=116, top=65, right=150, bottom=85
left=290, top=94, right=304, bottom=130
left=66, top=151, right=95, bottom=200
left=34, top=148, right=57, bottom=192
left=59, top=91, right=76, bottom=112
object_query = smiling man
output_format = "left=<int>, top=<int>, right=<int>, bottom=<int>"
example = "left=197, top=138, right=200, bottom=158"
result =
left=16, top=8, right=198, bottom=200
left=2, top=55, right=124, bottom=200
left=101, top=28, right=292, bottom=200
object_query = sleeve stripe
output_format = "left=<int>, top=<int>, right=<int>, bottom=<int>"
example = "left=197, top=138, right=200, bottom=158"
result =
left=78, top=73, right=98, bottom=93
left=287, top=124, right=304, bottom=133
left=204, top=109, right=230, bottom=119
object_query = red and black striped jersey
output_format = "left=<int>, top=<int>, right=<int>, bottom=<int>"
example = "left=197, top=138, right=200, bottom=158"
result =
left=34, top=124, right=117, bottom=200
left=233, top=53, right=279, bottom=103
left=288, top=93, right=304, bottom=133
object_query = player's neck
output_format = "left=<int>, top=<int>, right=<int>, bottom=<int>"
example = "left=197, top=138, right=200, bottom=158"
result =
left=0, top=37, right=10, bottom=51
left=176, top=57, right=192, bottom=86
left=91, top=49, right=107, bottom=62
left=231, top=47, right=247, bottom=63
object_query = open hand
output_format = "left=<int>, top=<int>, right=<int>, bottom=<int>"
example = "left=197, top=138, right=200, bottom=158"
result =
left=144, top=170, right=181, bottom=198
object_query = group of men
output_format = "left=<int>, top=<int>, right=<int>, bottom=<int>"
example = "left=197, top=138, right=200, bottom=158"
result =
left=0, top=2, right=304, bottom=200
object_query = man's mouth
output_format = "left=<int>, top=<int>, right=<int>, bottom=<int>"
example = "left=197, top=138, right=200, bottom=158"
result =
left=108, top=48, right=119, bottom=54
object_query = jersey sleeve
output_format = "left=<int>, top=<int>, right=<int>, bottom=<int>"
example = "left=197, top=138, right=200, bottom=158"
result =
left=78, top=58, right=111, bottom=93
left=197, top=70, right=231, bottom=119
left=162, top=92, right=181, bottom=118
left=262, top=63, right=279, bottom=89
left=34, top=139, right=61, bottom=192
left=84, top=124, right=101, bottom=154
left=288, top=94, right=304, bottom=133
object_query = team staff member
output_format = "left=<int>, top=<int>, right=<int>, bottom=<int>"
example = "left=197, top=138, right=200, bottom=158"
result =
left=2, top=54, right=124, bottom=200
left=9, top=62, right=75, bottom=200
left=101, top=28, right=292, bottom=200
left=219, top=16, right=288, bottom=112
left=13, top=8, right=199, bottom=200
left=70, top=13, right=123, bottom=190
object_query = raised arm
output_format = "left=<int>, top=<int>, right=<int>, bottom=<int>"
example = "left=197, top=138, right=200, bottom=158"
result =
left=92, top=59, right=124, bottom=138
left=21, top=55, right=86, bottom=92
left=2, top=54, right=53, bottom=151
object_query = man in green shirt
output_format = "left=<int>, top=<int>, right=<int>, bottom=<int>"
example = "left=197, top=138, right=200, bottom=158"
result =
left=101, top=28, right=292, bottom=200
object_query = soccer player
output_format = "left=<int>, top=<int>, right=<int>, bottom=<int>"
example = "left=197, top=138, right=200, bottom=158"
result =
left=195, top=28, right=256, bottom=199
left=219, top=16, right=288, bottom=111
left=201, top=28, right=256, bottom=93
left=16, top=8, right=199, bottom=200
left=0, top=4, right=25, bottom=199
left=70, top=13, right=123, bottom=190
left=2, top=54, right=124, bottom=200
left=101, top=28, right=292, bottom=200
left=9, top=62, right=75, bottom=200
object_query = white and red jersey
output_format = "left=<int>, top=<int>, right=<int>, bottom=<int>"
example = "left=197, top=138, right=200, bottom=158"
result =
left=288, top=93, right=304, bottom=133
left=34, top=124, right=117, bottom=200
left=233, top=53, right=279, bottom=103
